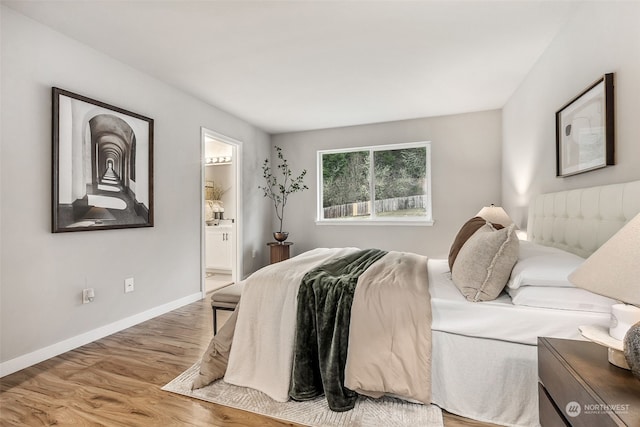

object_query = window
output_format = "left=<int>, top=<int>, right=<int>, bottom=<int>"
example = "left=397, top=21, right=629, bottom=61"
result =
left=317, top=142, right=432, bottom=225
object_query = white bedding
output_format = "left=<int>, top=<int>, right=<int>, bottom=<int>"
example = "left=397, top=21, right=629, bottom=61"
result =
left=429, top=258, right=611, bottom=344
left=507, top=285, right=618, bottom=313
left=429, top=256, right=614, bottom=427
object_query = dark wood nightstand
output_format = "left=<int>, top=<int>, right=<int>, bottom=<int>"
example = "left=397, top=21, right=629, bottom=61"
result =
left=538, top=337, right=640, bottom=427
left=267, top=242, right=292, bottom=264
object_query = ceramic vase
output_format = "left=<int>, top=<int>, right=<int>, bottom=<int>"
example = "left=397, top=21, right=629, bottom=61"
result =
left=273, top=232, right=289, bottom=242
left=624, top=321, right=640, bottom=380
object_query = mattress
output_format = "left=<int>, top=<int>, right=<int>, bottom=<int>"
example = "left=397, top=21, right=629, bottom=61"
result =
left=428, top=258, right=611, bottom=345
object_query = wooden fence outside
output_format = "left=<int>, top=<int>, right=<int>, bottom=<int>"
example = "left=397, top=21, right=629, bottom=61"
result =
left=323, top=195, right=425, bottom=218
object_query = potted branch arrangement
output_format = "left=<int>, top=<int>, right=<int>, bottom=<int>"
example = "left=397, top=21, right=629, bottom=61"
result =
left=259, top=146, right=308, bottom=243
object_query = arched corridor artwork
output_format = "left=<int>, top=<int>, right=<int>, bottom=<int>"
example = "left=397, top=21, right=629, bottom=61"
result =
left=52, top=88, right=154, bottom=232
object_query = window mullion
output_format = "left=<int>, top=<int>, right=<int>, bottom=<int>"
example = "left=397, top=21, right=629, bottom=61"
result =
left=318, top=153, right=324, bottom=220
left=369, top=149, right=375, bottom=219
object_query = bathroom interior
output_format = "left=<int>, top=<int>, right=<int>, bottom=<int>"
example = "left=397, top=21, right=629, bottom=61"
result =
left=204, top=136, right=236, bottom=293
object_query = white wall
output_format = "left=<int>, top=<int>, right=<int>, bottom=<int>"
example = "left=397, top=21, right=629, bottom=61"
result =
left=272, top=110, right=502, bottom=258
left=0, top=7, right=271, bottom=373
left=503, top=2, right=640, bottom=227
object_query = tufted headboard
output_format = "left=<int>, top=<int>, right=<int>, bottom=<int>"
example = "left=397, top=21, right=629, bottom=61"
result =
left=527, top=180, right=640, bottom=258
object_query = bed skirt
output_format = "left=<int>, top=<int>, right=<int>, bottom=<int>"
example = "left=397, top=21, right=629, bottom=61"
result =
left=431, top=331, right=540, bottom=427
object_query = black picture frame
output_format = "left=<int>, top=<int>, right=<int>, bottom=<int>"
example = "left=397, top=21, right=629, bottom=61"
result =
left=52, top=87, right=154, bottom=232
left=556, top=73, right=614, bottom=177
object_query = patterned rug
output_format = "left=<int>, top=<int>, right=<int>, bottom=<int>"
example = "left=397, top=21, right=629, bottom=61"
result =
left=163, top=362, right=444, bottom=427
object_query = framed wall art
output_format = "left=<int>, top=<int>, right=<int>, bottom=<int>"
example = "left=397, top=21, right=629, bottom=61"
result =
left=556, top=73, right=614, bottom=177
left=52, top=87, right=154, bottom=232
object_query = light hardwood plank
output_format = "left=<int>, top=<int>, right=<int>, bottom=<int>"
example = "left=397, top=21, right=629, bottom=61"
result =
left=0, top=297, right=496, bottom=426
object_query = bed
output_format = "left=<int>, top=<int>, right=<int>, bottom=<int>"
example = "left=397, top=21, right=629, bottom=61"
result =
left=193, top=180, right=640, bottom=427
left=431, top=180, right=640, bottom=426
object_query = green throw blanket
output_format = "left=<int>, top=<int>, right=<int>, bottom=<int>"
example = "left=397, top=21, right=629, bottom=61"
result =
left=289, top=248, right=388, bottom=412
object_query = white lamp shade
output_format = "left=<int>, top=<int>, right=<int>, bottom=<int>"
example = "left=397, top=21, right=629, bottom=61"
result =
left=476, top=204, right=514, bottom=227
left=569, top=212, right=640, bottom=306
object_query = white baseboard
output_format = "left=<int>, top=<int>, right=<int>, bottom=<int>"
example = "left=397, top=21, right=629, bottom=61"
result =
left=0, top=292, right=203, bottom=378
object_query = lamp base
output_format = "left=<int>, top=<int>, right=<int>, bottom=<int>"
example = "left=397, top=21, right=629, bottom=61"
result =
left=609, top=347, right=631, bottom=370
left=579, top=324, right=630, bottom=370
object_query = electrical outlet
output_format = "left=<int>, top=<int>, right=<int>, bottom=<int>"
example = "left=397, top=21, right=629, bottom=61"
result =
left=82, top=288, right=95, bottom=304
left=124, top=277, right=135, bottom=293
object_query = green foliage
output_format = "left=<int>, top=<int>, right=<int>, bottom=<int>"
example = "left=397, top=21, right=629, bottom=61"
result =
left=258, top=146, right=308, bottom=232
left=322, top=151, right=370, bottom=207
left=374, top=147, right=426, bottom=199
left=321, top=146, right=426, bottom=209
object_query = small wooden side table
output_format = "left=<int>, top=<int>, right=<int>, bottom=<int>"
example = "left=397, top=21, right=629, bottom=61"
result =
left=267, top=242, right=293, bottom=264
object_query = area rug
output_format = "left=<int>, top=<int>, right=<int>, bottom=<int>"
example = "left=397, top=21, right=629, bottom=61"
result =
left=162, top=362, right=444, bottom=427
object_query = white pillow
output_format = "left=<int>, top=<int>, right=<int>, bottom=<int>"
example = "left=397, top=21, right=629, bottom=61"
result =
left=507, top=286, right=618, bottom=313
left=507, top=240, right=584, bottom=289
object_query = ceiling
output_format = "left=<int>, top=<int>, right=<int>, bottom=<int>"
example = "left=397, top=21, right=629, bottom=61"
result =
left=3, top=1, right=581, bottom=134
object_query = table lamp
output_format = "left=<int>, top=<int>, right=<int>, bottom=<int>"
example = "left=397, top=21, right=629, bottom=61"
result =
left=476, top=204, right=514, bottom=227
left=570, top=212, right=640, bottom=377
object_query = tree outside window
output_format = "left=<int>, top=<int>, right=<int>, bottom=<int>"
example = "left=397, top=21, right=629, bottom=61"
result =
left=318, top=142, right=432, bottom=223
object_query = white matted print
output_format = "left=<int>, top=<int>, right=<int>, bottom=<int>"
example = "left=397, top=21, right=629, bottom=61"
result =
left=556, top=73, right=614, bottom=177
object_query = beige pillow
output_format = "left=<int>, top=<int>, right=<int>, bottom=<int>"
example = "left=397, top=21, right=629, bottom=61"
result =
left=451, top=224, right=519, bottom=302
left=192, top=306, right=238, bottom=389
left=448, top=216, right=504, bottom=270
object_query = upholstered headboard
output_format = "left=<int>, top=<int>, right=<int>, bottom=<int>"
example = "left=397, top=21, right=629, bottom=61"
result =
left=527, top=180, right=640, bottom=258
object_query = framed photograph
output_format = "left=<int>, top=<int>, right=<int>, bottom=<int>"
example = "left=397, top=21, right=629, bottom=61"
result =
left=52, top=88, right=154, bottom=232
left=556, top=73, right=614, bottom=177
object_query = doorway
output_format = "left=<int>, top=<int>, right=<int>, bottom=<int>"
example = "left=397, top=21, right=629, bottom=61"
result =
left=201, top=128, right=242, bottom=296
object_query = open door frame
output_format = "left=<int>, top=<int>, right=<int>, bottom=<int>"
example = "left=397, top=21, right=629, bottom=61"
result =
left=200, top=127, right=243, bottom=298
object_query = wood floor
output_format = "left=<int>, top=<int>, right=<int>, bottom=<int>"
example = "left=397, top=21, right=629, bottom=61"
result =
left=0, top=297, right=499, bottom=427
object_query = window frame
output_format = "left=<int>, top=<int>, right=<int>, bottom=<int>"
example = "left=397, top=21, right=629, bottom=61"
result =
left=316, top=141, right=433, bottom=226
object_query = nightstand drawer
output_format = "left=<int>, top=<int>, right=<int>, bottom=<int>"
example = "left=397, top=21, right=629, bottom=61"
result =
left=538, top=383, right=569, bottom=427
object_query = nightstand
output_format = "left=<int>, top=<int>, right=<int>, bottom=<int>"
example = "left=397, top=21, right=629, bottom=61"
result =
left=537, top=337, right=640, bottom=426
left=267, top=242, right=292, bottom=264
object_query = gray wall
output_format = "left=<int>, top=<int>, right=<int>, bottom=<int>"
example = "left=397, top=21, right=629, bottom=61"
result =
left=503, top=2, right=640, bottom=227
left=272, top=110, right=502, bottom=259
left=0, top=7, right=271, bottom=368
